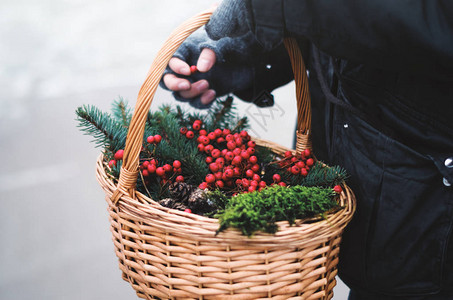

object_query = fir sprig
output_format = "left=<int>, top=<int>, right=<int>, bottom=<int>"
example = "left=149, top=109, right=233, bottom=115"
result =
left=75, top=105, right=127, bottom=153
left=111, top=97, right=132, bottom=126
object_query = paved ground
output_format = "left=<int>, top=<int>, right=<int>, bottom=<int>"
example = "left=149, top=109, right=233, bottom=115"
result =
left=0, top=1, right=349, bottom=299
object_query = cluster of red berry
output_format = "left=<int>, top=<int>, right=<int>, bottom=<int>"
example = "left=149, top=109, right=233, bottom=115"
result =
left=178, top=119, right=288, bottom=194
left=279, top=149, right=315, bottom=176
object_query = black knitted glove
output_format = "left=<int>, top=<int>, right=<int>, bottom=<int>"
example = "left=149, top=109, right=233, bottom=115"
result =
left=160, top=29, right=294, bottom=109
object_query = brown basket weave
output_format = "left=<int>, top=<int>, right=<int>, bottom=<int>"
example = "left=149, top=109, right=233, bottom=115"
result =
left=96, top=8, right=356, bottom=300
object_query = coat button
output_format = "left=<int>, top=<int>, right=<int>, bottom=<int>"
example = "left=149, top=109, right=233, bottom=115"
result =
left=445, top=157, right=453, bottom=168
left=444, top=178, right=451, bottom=187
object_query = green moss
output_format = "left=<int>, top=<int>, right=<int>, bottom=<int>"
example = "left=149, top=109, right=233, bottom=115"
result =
left=216, top=185, right=338, bottom=236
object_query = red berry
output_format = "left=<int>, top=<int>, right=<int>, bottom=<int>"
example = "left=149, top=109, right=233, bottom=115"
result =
left=209, top=163, right=219, bottom=172
left=301, top=168, right=308, bottom=177
left=211, top=149, right=221, bottom=158
left=114, top=149, right=124, bottom=160
left=217, top=137, right=225, bottom=144
left=224, top=151, right=234, bottom=161
left=180, top=127, right=188, bottom=135
left=156, top=167, right=165, bottom=177
left=232, top=156, right=242, bottom=166
left=259, top=181, right=267, bottom=188
left=247, top=147, right=256, bottom=155
left=272, top=174, right=281, bottom=182
left=108, top=160, right=117, bottom=168
left=233, top=167, right=241, bottom=177
left=200, top=136, right=210, bottom=145
left=215, top=157, right=225, bottom=168
left=247, top=140, right=256, bottom=148
left=150, top=159, right=158, bottom=165
left=240, top=130, right=249, bottom=138
left=198, top=144, right=205, bottom=152
left=205, top=145, right=214, bottom=154
left=248, top=185, right=256, bottom=192
left=208, top=132, right=216, bottom=140
left=296, top=161, right=305, bottom=169
left=304, top=149, right=311, bottom=157
left=249, top=155, right=258, bottom=164
left=214, top=128, right=223, bottom=137
left=227, top=141, right=236, bottom=150
left=233, top=148, right=242, bottom=156
left=184, top=208, right=192, bottom=214
left=192, top=122, right=201, bottom=131
left=214, top=172, right=223, bottom=180
left=278, top=182, right=287, bottom=187
left=173, top=160, right=181, bottom=169
left=252, top=173, right=261, bottom=181
left=235, top=137, right=243, bottom=146
left=225, top=134, right=234, bottom=141
left=176, top=175, right=184, bottom=182
left=240, top=150, right=250, bottom=160
left=190, top=65, right=198, bottom=74
left=175, top=167, right=182, bottom=174
left=163, top=164, right=172, bottom=173
left=205, top=156, right=213, bottom=164
left=251, top=164, right=260, bottom=173
left=147, top=164, right=156, bottom=173
left=147, top=135, right=155, bottom=143
left=186, top=131, right=195, bottom=139
left=242, top=178, right=250, bottom=188
left=291, top=166, right=300, bottom=175
left=142, top=161, right=150, bottom=168
left=306, top=158, right=314, bottom=167
left=199, top=182, right=208, bottom=189
left=224, top=169, right=234, bottom=178
left=154, top=135, right=162, bottom=144
left=205, top=174, right=215, bottom=184
left=245, top=169, right=254, bottom=178
left=199, top=129, right=207, bottom=136
left=142, top=169, right=149, bottom=177
left=194, top=119, right=202, bottom=125
left=215, top=180, right=224, bottom=188
left=333, top=185, right=343, bottom=194
left=284, top=151, right=293, bottom=158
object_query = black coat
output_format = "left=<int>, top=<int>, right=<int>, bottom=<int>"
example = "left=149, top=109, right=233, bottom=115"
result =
left=239, top=1, right=453, bottom=297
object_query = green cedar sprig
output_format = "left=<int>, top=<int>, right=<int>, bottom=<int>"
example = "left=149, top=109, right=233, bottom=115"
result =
left=216, top=185, right=338, bottom=236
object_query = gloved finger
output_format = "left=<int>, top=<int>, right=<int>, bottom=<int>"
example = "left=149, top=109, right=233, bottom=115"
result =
left=197, top=48, right=216, bottom=72
left=163, top=73, right=191, bottom=91
left=179, top=79, right=210, bottom=99
left=200, top=89, right=216, bottom=105
left=168, top=57, right=191, bottom=75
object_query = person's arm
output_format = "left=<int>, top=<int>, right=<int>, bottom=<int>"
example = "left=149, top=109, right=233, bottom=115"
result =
left=239, top=0, right=453, bottom=79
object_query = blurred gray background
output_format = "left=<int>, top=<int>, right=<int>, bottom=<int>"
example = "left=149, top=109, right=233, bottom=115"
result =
left=0, top=1, right=349, bottom=299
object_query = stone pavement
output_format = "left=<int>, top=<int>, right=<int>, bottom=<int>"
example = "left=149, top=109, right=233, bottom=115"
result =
left=0, top=1, right=349, bottom=299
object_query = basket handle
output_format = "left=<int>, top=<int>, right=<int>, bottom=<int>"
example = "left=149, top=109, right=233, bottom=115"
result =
left=112, top=8, right=311, bottom=203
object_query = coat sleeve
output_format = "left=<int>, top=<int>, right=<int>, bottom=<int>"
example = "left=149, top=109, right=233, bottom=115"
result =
left=249, top=0, right=453, bottom=80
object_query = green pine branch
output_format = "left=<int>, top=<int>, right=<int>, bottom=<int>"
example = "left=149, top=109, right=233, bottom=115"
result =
left=75, top=105, right=127, bottom=152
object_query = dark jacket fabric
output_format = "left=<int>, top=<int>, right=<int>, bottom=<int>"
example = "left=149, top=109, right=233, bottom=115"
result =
left=241, top=1, right=453, bottom=298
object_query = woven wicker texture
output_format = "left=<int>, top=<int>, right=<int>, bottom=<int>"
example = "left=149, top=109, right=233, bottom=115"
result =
left=96, top=8, right=356, bottom=300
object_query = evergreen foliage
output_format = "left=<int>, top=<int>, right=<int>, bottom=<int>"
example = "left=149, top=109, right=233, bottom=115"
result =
left=281, top=161, right=348, bottom=188
left=75, top=105, right=127, bottom=153
left=216, top=185, right=338, bottom=236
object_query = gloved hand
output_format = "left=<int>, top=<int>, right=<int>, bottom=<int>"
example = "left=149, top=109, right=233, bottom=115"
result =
left=161, top=30, right=262, bottom=108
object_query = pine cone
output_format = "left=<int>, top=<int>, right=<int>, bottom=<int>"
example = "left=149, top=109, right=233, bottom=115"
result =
left=168, top=182, right=196, bottom=204
left=188, top=188, right=216, bottom=214
left=158, top=198, right=188, bottom=211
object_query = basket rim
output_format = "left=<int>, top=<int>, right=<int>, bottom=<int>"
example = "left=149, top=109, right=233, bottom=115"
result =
left=97, top=136, right=356, bottom=247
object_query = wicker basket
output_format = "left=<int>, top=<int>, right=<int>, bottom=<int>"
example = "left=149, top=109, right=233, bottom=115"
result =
left=96, top=8, right=356, bottom=300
